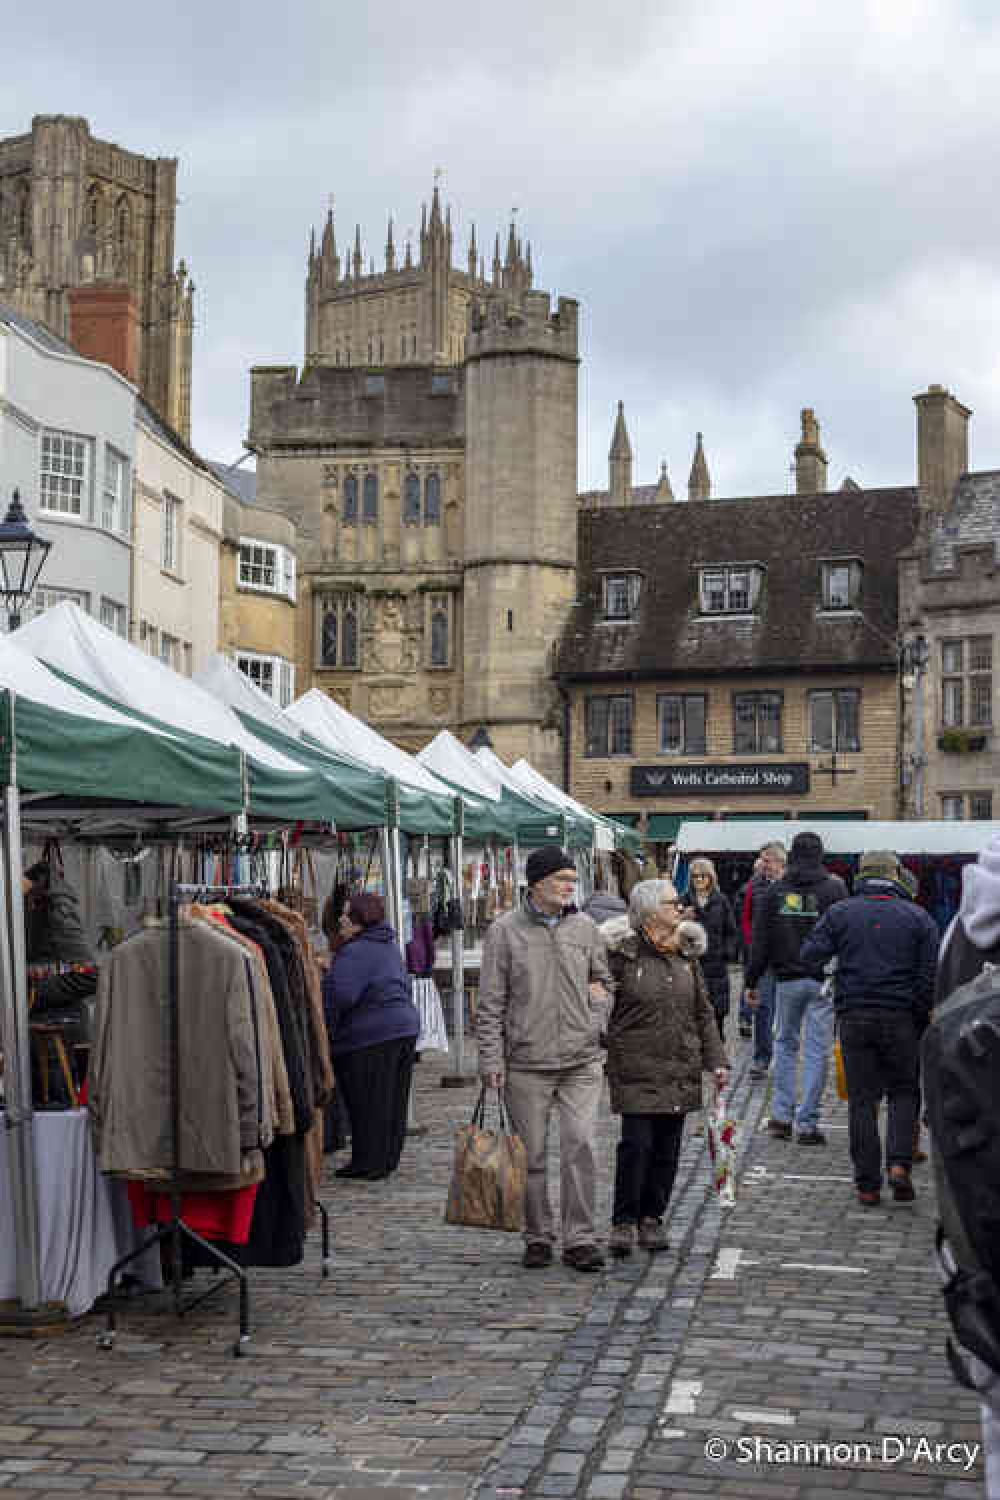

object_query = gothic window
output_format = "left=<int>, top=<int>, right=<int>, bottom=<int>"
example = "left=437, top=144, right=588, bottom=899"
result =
left=404, top=471, right=421, bottom=525
left=321, top=609, right=337, bottom=666
left=430, top=598, right=449, bottom=667
left=85, top=184, right=100, bottom=234
left=400, top=332, right=406, bottom=361
left=343, top=473, right=358, bottom=523
left=17, top=185, right=29, bottom=243
left=367, top=338, right=373, bottom=362
left=379, top=336, right=384, bottom=362
left=319, top=595, right=360, bottom=669
left=363, top=471, right=378, bottom=523
left=424, top=471, right=441, bottom=525
left=115, top=194, right=130, bottom=254
left=411, top=334, right=417, bottom=357
left=342, top=599, right=359, bottom=666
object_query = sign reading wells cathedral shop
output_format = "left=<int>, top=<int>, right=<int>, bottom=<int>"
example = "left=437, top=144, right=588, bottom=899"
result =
left=630, top=764, right=812, bottom=796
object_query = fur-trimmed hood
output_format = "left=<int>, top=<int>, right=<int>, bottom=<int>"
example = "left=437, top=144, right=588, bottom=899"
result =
left=600, top=913, right=707, bottom=960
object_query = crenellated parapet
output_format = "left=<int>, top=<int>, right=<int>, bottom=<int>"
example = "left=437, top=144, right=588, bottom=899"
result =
left=465, top=291, right=579, bottom=364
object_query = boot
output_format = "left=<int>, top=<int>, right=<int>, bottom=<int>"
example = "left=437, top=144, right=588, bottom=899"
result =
left=609, top=1222, right=635, bottom=1258
left=638, top=1217, right=669, bottom=1253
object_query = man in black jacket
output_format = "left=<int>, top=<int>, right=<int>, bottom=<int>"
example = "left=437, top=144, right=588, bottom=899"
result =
left=746, top=832, right=846, bottom=1145
left=801, top=849, right=938, bottom=1205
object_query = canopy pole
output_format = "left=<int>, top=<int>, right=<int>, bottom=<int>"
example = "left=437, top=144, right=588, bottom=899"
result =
left=0, top=695, right=43, bottom=1316
left=442, top=797, right=473, bottom=1087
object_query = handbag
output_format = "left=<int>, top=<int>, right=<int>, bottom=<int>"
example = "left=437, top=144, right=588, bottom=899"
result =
left=705, top=1081, right=737, bottom=1207
left=444, top=1086, right=527, bottom=1232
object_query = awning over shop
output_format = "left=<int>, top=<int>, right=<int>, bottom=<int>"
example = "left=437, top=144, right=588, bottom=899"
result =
left=674, top=818, right=1000, bottom=856
left=645, top=813, right=712, bottom=842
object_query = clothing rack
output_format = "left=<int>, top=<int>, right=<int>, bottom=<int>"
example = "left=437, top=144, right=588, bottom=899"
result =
left=98, top=882, right=330, bottom=1358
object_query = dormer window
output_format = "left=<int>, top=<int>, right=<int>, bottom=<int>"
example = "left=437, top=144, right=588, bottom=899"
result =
left=603, top=573, right=641, bottom=620
left=821, top=559, right=862, bottom=611
left=698, top=565, right=761, bottom=615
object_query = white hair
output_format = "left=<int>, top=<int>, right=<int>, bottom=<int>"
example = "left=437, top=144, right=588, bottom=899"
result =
left=628, top=878, right=678, bottom=931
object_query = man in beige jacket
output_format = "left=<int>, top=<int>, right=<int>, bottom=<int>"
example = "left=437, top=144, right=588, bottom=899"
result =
left=478, top=846, right=612, bottom=1271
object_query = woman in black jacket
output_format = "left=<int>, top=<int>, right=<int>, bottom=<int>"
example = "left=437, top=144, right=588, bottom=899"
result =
left=685, top=858, right=739, bottom=1040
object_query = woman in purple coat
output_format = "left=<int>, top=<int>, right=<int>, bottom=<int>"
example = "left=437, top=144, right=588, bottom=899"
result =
left=322, top=893, right=420, bottom=1181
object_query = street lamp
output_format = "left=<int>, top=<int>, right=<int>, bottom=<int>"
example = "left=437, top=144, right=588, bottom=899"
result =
left=0, top=490, right=52, bottom=631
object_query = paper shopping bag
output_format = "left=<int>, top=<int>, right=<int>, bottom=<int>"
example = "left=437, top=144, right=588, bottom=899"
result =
left=705, top=1083, right=738, bottom=1207
left=834, top=1038, right=849, bottom=1101
left=445, top=1087, right=526, bottom=1231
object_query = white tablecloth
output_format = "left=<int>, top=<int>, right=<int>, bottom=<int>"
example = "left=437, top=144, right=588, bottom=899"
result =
left=0, top=1109, right=161, bottom=1317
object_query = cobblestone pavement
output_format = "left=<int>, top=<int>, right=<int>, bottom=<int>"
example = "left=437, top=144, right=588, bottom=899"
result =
left=0, top=1026, right=985, bottom=1499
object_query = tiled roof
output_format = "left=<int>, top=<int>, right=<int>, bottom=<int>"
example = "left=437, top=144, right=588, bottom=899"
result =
left=206, top=460, right=257, bottom=506
left=559, top=486, right=919, bottom=680
left=930, top=471, right=1000, bottom=570
left=0, top=300, right=78, bottom=357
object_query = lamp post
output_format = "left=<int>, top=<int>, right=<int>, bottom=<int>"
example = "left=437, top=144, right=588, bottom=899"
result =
left=0, top=489, right=52, bottom=631
left=901, top=633, right=930, bottom=819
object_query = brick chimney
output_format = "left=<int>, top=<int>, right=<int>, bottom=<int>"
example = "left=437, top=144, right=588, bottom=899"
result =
left=68, top=284, right=139, bottom=386
left=794, top=407, right=828, bottom=493
left=914, top=384, right=970, bottom=519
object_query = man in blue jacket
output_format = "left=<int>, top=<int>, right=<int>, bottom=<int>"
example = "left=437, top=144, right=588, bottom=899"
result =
left=800, top=850, right=939, bottom=1206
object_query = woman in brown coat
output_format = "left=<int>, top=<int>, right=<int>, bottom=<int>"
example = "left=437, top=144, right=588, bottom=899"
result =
left=603, top=878, right=729, bottom=1256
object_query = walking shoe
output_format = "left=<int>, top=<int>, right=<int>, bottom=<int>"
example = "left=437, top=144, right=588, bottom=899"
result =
left=522, top=1242, right=553, bottom=1269
left=638, top=1218, right=669, bottom=1253
left=562, top=1244, right=606, bottom=1272
left=749, top=1065, right=768, bottom=1081
left=796, top=1130, right=827, bottom=1146
left=609, top=1223, right=636, bottom=1258
left=888, top=1166, right=916, bottom=1202
left=768, top=1118, right=792, bottom=1139
left=857, top=1188, right=881, bottom=1207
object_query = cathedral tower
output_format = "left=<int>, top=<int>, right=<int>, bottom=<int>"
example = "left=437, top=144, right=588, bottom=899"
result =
left=0, top=115, right=193, bottom=439
left=462, top=289, right=580, bottom=781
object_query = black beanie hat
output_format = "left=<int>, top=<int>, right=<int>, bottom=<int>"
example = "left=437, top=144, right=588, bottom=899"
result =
left=525, top=845, right=575, bottom=887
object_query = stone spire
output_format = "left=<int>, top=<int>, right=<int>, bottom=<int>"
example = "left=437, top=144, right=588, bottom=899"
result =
left=385, top=214, right=395, bottom=272
left=308, top=226, right=316, bottom=269
left=655, top=460, right=674, bottom=503
left=404, top=235, right=413, bottom=270
left=320, top=207, right=339, bottom=284
left=609, top=401, right=633, bottom=507
left=506, top=216, right=518, bottom=269
left=525, top=240, right=533, bottom=287
left=419, top=202, right=428, bottom=266
left=468, top=222, right=477, bottom=278
left=688, top=432, right=710, bottom=502
left=492, top=232, right=501, bottom=286
left=794, top=407, right=828, bottom=494
left=352, top=223, right=362, bottom=279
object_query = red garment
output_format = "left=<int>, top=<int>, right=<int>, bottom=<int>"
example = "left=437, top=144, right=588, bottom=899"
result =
left=741, top=881, right=755, bottom=950
left=127, top=1180, right=258, bottom=1244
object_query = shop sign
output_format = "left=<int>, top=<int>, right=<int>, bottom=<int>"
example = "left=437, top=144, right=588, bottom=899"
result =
left=630, top=763, right=811, bottom=796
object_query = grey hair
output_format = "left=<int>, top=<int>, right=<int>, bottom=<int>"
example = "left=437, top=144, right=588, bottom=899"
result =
left=628, top=878, right=678, bottom=931
left=689, top=856, right=719, bottom=891
left=762, top=841, right=787, bottom=863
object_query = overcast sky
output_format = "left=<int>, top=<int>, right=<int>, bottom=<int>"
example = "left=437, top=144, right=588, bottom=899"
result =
left=6, top=0, right=1000, bottom=498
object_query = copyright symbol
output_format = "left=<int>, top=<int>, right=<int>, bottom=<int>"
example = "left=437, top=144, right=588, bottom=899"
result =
left=705, top=1438, right=728, bottom=1462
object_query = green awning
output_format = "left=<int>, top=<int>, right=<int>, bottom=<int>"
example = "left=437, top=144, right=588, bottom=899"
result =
left=645, top=813, right=713, bottom=841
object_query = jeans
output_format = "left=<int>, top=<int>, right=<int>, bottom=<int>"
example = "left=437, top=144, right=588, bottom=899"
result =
left=838, top=1007, right=920, bottom=1191
left=772, top=978, right=834, bottom=1133
left=753, top=970, right=776, bottom=1068
left=612, top=1112, right=686, bottom=1225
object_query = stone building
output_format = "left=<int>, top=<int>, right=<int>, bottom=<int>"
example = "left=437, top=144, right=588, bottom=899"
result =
left=0, top=115, right=193, bottom=440
left=559, top=405, right=920, bottom=852
left=899, top=386, right=1000, bottom=821
left=247, top=187, right=578, bottom=780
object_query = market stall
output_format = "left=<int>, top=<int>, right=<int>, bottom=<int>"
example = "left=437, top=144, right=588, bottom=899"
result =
left=671, top=818, right=1000, bottom=930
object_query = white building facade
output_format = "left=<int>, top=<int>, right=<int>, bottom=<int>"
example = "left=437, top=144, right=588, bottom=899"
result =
left=0, top=303, right=133, bottom=631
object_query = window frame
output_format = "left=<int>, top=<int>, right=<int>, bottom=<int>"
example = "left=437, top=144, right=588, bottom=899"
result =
left=99, top=597, right=127, bottom=638
left=808, top=688, right=861, bottom=753
left=238, top=537, right=295, bottom=600
left=424, top=472, right=441, bottom=526
left=820, top=558, right=862, bottom=611
left=656, top=693, right=707, bottom=755
left=699, top=564, right=762, bottom=616
left=39, top=429, right=88, bottom=518
left=161, top=492, right=181, bottom=574
left=941, top=636, right=993, bottom=729
left=235, top=650, right=295, bottom=706
left=102, top=445, right=129, bottom=535
left=584, top=693, right=634, bottom=758
left=732, top=691, right=783, bottom=754
left=33, top=586, right=90, bottom=618
left=362, top=471, right=379, bottom=524
left=403, top=471, right=421, bottom=525
left=318, top=593, right=361, bottom=670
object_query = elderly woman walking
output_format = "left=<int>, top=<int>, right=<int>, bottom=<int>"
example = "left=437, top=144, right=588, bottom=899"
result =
left=602, top=879, right=730, bottom=1255
left=685, top=856, right=739, bottom=1040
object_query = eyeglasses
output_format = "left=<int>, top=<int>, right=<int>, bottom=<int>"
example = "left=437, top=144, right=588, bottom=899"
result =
left=663, top=899, right=683, bottom=909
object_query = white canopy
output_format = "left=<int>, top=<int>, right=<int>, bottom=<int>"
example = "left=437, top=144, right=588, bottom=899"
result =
left=0, top=636, right=176, bottom=734
left=13, top=602, right=306, bottom=773
left=195, top=652, right=303, bottom=741
left=509, top=758, right=616, bottom=851
left=286, top=689, right=457, bottom=798
left=673, top=818, right=1000, bottom=857
left=416, top=730, right=502, bottom=802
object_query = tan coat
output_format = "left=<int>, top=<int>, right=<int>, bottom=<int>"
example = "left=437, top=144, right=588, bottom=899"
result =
left=89, top=918, right=260, bottom=1178
left=477, top=905, right=612, bottom=1077
left=605, top=926, right=727, bottom=1115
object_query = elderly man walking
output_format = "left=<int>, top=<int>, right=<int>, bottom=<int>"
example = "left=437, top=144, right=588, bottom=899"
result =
left=801, top=850, right=939, bottom=1205
left=477, top=845, right=612, bottom=1271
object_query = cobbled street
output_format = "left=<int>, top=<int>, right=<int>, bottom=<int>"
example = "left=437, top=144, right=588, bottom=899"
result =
left=0, top=1030, right=984, bottom=1500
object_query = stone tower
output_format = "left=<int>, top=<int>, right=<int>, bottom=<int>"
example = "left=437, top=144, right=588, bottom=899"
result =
left=0, top=115, right=193, bottom=438
left=688, top=432, right=710, bottom=501
left=462, top=289, right=580, bottom=781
